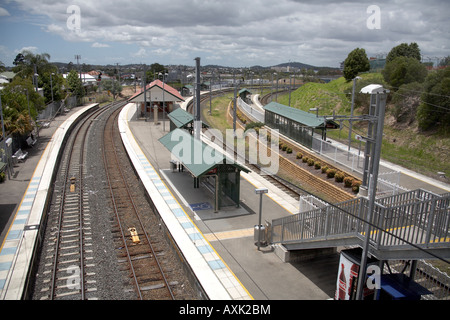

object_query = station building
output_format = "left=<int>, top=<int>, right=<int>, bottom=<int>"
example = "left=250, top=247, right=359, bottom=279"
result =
left=129, top=79, right=185, bottom=118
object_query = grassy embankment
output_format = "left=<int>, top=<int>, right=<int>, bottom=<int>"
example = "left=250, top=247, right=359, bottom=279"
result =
left=277, top=73, right=450, bottom=181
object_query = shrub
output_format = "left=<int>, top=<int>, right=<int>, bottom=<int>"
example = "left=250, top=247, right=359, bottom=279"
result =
left=314, top=162, right=321, bottom=170
left=282, top=145, right=287, bottom=151
left=307, top=159, right=315, bottom=166
left=326, top=169, right=336, bottom=178
left=279, top=143, right=284, bottom=149
left=344, top=176, right=354, bottom=188
left=287, top=147, right=292, bottom=154
left=335, top=171, right=345, bottom=183
left=302, top=156, right=309, bottom=163
left=0, top=172, right=5, bottom=183
left=321, top=166, right=329, bottom=174
left=296, top=152, right=303, bottom=159
left=352, top=180, right=362, bottom=193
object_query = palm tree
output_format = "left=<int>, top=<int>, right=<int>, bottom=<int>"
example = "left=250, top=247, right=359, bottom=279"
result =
left=12, top=51, right=53, bottom=80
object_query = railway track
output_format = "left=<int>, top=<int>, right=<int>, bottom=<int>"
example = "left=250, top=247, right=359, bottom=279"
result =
left=32, top=103, right=116, bottom=300
left=103, top=106, right=175, bottom=300
left=31, top=100, right=197, bottom=300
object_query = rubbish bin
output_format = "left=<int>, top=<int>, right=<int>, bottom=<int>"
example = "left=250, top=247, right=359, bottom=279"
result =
left=254, top=224, right=267, bottom=247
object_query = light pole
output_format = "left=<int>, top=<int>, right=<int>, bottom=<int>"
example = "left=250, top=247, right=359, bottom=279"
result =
left=50, top=73, right=55, bottom=102
left=347, top=76, right=361, bottom=160
left=159, top=72, right=168, bottom=132
left=355, top=84, right=389, bottom=300
left=255, top=188, right=268, bottom=251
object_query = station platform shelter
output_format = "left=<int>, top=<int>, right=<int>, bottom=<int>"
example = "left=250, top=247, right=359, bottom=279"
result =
left=239, top=88, right=252, bottom=104
left=263, top=102, right=339, bottom=149
left=159, top=128, right=249, bottom=212
left=167, top=107, right=209, bottom=133
left=129, top=79, right=185, bottom=118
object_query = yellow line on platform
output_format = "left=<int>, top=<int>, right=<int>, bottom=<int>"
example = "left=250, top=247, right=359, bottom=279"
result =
left=204, top=228, right=255, bottom=242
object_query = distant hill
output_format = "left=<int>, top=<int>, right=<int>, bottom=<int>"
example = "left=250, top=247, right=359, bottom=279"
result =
left=272, top=61, right=317, bottom=70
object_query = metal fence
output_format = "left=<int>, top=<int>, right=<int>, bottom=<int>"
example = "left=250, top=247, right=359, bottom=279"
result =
left=386, top=259, right=450, bottom=300
left=237, top=97, right=264, bottom=123
left=272, top=190, right=450, bottom=259
left=312, top=136, right=407, bottom=196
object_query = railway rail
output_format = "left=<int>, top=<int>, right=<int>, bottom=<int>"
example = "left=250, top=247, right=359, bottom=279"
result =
left=31, top=100, right=196, bottom=300
left=103, top=105, right=175, bottom=300
left=32, top=103, right=113, bottom=300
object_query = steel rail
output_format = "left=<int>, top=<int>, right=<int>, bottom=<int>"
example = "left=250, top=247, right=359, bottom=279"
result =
left=110, top=109, right=175, bottom=299
left=49, top=104, right=107, bottom=299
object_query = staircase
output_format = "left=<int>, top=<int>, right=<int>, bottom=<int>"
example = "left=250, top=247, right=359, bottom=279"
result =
left=271, top=189, right=450, bottom=261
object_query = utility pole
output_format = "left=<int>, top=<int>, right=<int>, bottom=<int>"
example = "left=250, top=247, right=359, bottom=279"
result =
left=194, top=57, right=201, bottom=140
left=233, top=71, right=237, bottom=135
left=355, top=85, right=389, bottom=300
left=75, top=55, right=82, bottom=101
left=347, top=76, right=361, bottom=160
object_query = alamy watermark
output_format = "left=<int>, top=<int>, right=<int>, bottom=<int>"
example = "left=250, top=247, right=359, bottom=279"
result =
left=66, top=5, right=81, bottom=33
left=66, top=265, right=81, bottom=290
left=367, top=5, right=381, bottom=30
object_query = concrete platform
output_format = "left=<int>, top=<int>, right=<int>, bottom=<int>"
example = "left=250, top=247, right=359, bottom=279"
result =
left=0, top=104, right=99, bottom=299
left=124, top=103, right=337, bottom=300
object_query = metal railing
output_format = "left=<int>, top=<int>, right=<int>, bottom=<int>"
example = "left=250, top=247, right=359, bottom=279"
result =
left=272, top=190, right=450, bottom=257
left=237, top=97, right=264, bottom=123
left=386, top=259, right=450, bottom=300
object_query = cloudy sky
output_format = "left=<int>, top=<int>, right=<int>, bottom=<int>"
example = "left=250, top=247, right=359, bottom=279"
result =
left=0, top=0, right=448, bottom=68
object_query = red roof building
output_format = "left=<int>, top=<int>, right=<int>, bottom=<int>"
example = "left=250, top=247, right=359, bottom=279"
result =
left=129, top=79, right=185, bottom=117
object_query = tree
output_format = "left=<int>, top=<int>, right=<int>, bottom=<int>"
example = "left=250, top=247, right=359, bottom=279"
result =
left=343, top=48, right=370, bottom=82
left=382, top=56, right=427, bottom=88
left=1, top=77, right=45, bottom=136
left=39, top=72, right=64, bottom=102
left=102, top=79, right=122, bottom=99
left=66, top=69, right=84, bottom=101
left=12, top=50, right=53, bottom=79
left=386, top=42, right=421, bottom=63
left=417, top=67, right=450, bottom=132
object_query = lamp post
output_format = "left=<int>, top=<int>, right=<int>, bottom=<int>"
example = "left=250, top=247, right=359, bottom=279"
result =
left=355, top=84, right=389, bottom=300
left=50, top=73, right=55, bottom=102
left=159, top=72, right=168, bottom=132
left=255, top=188, right=268, bottom=251
left=347, top=76, right=361, bottom=160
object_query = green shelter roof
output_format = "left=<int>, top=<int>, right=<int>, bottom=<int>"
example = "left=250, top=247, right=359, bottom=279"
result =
left=239, top=88, right=252, bottom=95
left=159, top=129, right=249, bottom=177
left=168, top=108, right=209, bottom=129
left=263, top=102, right=339, bottom=128
left=168, top=108, right=194, bottom=129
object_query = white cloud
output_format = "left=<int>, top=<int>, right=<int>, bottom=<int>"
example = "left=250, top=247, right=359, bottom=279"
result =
left=15, top=46, right=39, bottom=54
left=92, top=42, right=110, bottom=48
left=131, top=48, right=147, bottom=58
left=6, top=0, right=450, bottom=67
left=0, top=7, right=10, bottom=16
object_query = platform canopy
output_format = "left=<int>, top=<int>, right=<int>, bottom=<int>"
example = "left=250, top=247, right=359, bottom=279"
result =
left=159, top=128, right=249, bottom=178
left=263, top=102, right=339, bottom=129
left=168, top=108, right=209, bottom=131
